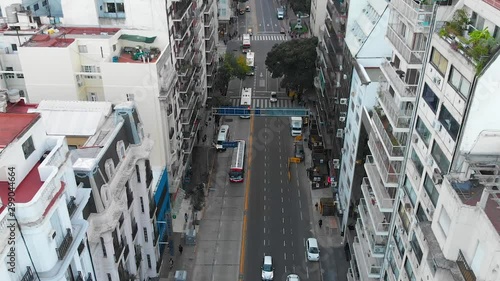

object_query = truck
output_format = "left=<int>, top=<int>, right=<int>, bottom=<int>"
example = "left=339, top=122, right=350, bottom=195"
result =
left=290, top=117, right=303, bottom=136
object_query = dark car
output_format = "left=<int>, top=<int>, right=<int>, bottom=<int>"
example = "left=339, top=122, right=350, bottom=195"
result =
left=294, top=142, right=304, bottom=161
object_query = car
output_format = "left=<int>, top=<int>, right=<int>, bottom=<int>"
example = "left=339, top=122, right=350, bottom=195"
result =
left=280, top=27, right=286, bottom=34
left=306, top=238, right=320, bottom=261
left=286, top=274, right=300, bottom=281
left=246, top=5, right=250, bottom=12
left=294, top=142, right=304, bottom=160
left=261, top=256, right=274, bottom=280
left=270, top=92, right=277, bottom=102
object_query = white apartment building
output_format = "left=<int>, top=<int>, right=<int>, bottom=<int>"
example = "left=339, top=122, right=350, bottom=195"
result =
left=346, top=0, right=500, bottom=280
left=0, top=102, right=93, bottom=281
left=310, top=0, right=328, bottom=37
left=27, top=100, right=163, bottom=280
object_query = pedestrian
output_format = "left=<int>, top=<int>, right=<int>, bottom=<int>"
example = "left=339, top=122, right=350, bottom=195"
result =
left=203, top=134, right=207, bottom=142
left=318, top=219, right=323, bottom=228
left=315, top=202, right=319, bottom=210
left=169, top=258, right=174, bottom=270
left=205, top=121, right=208, bottom=127
left=184, top=212, right=188, bottom=223
left=178, top=245, right=183, bottom=254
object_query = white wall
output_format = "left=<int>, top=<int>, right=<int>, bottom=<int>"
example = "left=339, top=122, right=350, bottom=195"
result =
left=310, top=0, right=327, bottom=37
left=357, top=7, right=390, bottom=59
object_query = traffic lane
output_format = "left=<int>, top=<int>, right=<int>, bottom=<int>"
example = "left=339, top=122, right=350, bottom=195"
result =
left=253, top=41, right=283, bottom=93
left=255, top=0, right=270, bottom=33
left=244, top=117, right=270, bottom=281
left=263, top=0, right=281, bottom=33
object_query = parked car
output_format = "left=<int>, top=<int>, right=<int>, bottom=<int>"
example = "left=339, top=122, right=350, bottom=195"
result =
left=286, top=274, right=300, bottom=281
left=294, top=142, right=304, bottom=161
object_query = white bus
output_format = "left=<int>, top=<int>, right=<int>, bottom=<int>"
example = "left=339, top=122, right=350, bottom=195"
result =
left=215, top=125, right=230, bottom=151
left=242, top=34, right=251, bottom=53
left=229, top=140, right=246, bottom=182
left=246, top=52, right=255, bottom=76
left=240, top=87, right=252, bottom=119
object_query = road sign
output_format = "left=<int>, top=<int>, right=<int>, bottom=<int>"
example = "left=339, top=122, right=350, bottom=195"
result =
left=212, top=106, right=250, bottom=116
left=212, top=107, right=309, bottom=117
left=221, top=141, right=239, bottom=148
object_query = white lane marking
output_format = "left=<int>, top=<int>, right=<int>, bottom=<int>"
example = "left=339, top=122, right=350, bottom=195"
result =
left=300, top=211, right=303, bottom=220
left=284, top=241, right=286, bottom=247
left=218, top=233, right=220, bottom=239
left=297, top=178, right=299, bottom=185
left=281, top=188, right=283, bottom=193
left=282, top=228, right=285, bottom=234
left=264, top=205, right=266, bottom=210
left=299, top=201, right=302, bottom=208
left=281, top=179, right=283, bottom=183
left=285, top=265, right=287, bottom=272
left=264, top=195, right=266, bottom=201
left=306, top=266, right=309, bottom=278
left=282, top=217, right=284, bottom=223
left=284, top=253, right=287, bottom=260
left=264, top=187, right=266, bottom=192
left=264, top=216, right=266, bottom=222
left=282, top=207, right=284, bottom=214
left=264, top=240, right=266, bottom=246
left=264, top=170, right=267, bottom=175
left=298, top=189, right=301, bottom=197
left=281, top=197, right=283, bottom=203
left=264, top=228, right=266, bottom=233
left=264, top=179, right=266, bottom=184
left=291, top=241, right=294, bottom=247
left=280, top=163, right=282, bottom=168
left=280, top=171, right=282, bottom=175
left=290, top=229, right=292, bottom=235
left=293, top=265, right=296, bottom=272
left=280, top=155, right=282, bottom=160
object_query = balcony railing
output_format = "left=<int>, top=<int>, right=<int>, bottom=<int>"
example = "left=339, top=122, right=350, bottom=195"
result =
left=206, top=62, right=216, bottom=77
left=352, top=237, right=383, bottom=279
left=178, top=63, right=194, bottom=77
left=181, top=100, right=200, bottom=124
left=204, top=12, right=214, bottom=27
left=203, top=0, right=214, bottom=13
left=361, top=177, right=395, bottom=212
left=135, top=245, right=142, bottom=269
left=149, top=201, right=157, bottom=219
left=205, top=37, right=215, bottom=52
left=182, top=112, right=201, bottom=137
left=368, top=137, right=402, bottom=186
left=360, top=198, right=390, bottom=235
left=378, top=90, right=412, bottom=128
left=86, top=273, right=93, bottom=281
left=178, top=73, right=196, bottom=94
left=67, top=196, right=78, bottom=217
left=124, top=244, right=130, bottom=260
left=457, top=250, right=477, bottom=281
left=174, top=14, right=194, bottom=41
left=127, top=190, right=133, bottom=209
left=21, top=266, right=34, bottom=281
left=204, top=25, right=215, bottom=40
left=372, top=108, right=405, bottom=157
left=175, top=32, right=195, bottom=59
left=366, top=154, right=399, bottom=185
left=390, top=0, right=432, bottom=31
left=56, top=228, right=73, bottom=260
left=179, top=88, right=198, bottom=110
left=386, top=25, right=425, bottom=64
left=206, top=51, right=215, bottom=64
left=355, top=219, right=386, bottom=257
left=207, top=75, right=214, bottom=88
left=172, top=0, right=193, bottom=21
left=380, top=61, right=417, bottom=98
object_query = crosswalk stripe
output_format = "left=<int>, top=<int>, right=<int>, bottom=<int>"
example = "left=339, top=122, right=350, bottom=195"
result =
left=252, top=35, right=288, bottom=41
left=229, top=97, right=296, bottom=108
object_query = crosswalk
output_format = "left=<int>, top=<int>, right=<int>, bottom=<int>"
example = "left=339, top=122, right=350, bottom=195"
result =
left=230, top=97, right=293, bottom=108
left=250, top=35, right=289, bottom=41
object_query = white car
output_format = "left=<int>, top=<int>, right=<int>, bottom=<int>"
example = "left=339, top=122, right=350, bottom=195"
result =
left=286, top=274, right=300, bottom=281
left=306, top=238, right=320, bottom=261
left=270, top=92, right=277, bottom=102
left=261, top=256, right=274, bottom=280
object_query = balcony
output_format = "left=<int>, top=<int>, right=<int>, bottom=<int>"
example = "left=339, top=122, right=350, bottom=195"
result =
left=372, top=108, right=405, bottom=158
left=204, top=11, right=214, bottom=27
left=206, top=62, right=216, bottom=77
left=361, top=176, right=395, bottom=213
left=326, top=2, right=346, bottom=36
left=360, top=198, right=390, bottom=235
left=355, top=219, right=387, bottom=258
left=207, top=75, right=214, bottom=88
left=323, top=21, right=344, bottom=54
left=206, top=51, right=216, bottom=64
left=380, top=61, right=418, bottom=99
left=114, top=240, right=125, bottom=263
left=203, top=0, right=214, bottom=13
left=172, top=0, right=193, bottom=21
left=457, top=250, right=477, bottom=281
left=386, top=25, right=425, bottom=64
left=377, top=90, right=412, bottom=129
left=352, top=237, right=382, bottom=279
left=181, top=98, right=201, bottom=124
left=205, top=37, right=215, bottom=52
left=367, top=137, right=401, bottom=186
left=178, top=74, right=196, bottom=95
left=149, top=200, right=158, bottom=219
left=56, top=229, right=73, bottom=260
left=174, top=14, right=195, bottom=42
left=21, top=266, right=35, bottom=281
left=182, top=112, right=201, bottom=138
left=67, top=196, right=78, bottom=217
left=178, top=62, right=195, bottom=78
left=389, top=0, right=432, bottom=32
left=175, top=32, right=195, bottom=59
left=205, top=24, right=215, bottom=40
left=179, top=87, right=199, bottom=110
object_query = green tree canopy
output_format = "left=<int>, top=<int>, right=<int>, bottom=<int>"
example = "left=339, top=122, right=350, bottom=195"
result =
left=214, top=53, right=250, bottom=95
left=265, top=37, right=318, bottom=93
left=289, top=0, right=311, bottom=14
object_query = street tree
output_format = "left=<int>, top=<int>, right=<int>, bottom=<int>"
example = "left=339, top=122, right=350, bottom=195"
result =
left=213, top=53, right=249, bottom=96
left=265, top=37, right=318, bottom=96
left=289, top=0, right=311, bottom=13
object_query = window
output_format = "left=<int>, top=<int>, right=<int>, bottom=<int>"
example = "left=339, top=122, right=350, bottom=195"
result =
left=423, top=175, right=439, bottom=207
left=140, top=197, right=145, bottom=212
left=404, top=259, right=416, bottom=281
left=393, top=230, right=405, bottom=257
left=430, top=48, right=448, bottom=75
left=415, top=117, right=431, bottom=146
left=136, top=165, right=141, bottom=182
left=147, top=254, right=152, bottom=268
left=398, top=203, right=410, bottom=233
left=42, top=0, right=48, bottom=6
left=422, top=84, right=440, bottom=113
left=107, top=273, right=112, bottom=281
left=403, top=177, right=417, bottom=207
left=410, top=233, right=423, bottom=264
left=416, top=204, right=429, bottom=222
left=126, top=93, right=134, bottom=101
left=410, top=149, right=424, bottom=175
left=22, top=136, right=35, bottom=159
left=34, top=3, right=39, bottom=11
left=143, top=227, right=148, bottom=242
left=82, top=65, right=99, bottom=73
left=448, top=67, right=471, bottom=98
left=16, top=74, right=24, bottom=79
left=431, top=142, right=450, bottom=173
left=438, top=106, right=460, bottom=141
left=438, top=207, right=451, bottom=237
left=11, top=44, right=17, bottom=52
left=104, top=159, right=115, bottom=180
left=5, top=67, right=14, bottom=79
left=106, top=2, right=125, bottom=13
left=113, top=44, right=117, bottom=52
left=494, top=26, right=500, bottom=42
left=100, top=237, right=107, bottom=257
left=78, top=45, right=88, bottom=53
left=89, top=93, right=97, bottom=101
left=116, top=140, right=126, bottom=159
left=389, top=252, right=399, bottom=279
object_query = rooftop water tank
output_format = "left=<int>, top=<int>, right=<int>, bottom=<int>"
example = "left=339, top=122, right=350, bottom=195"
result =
left=5, top=6, right=18, bottom=24
left=0, top=93, right=7, bottom=113
left=7, top=89, right=21, bottom=103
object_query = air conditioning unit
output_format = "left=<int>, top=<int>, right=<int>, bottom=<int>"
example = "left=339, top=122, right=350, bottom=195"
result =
left=412, top=134, right=419, bottom=143
left=427, top=206, right=435, bottom=217
left=332, top=159, right=340, bottom=165
left=340, top=98, right=348, bottom=105
left=433, top=120, right=442, bottom=131
left=336, top=129, right=344, bottom=138
left=433, top=168, right=443, bottom=184
left=331, top=181, right=338, bottom=187
left=343, top=74, right=348, bottom=80
left=48, top=229, right=56, bottom=240
left=339, top=116, right=346, bottom=122
left=433, top=76, right=442, bottom=86
left=339, top=65, right=343, bottom=71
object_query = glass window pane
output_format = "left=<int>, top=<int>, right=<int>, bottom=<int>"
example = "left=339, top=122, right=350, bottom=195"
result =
left=450, top=68, right=461, bottom=89
left=460, top=78, right=470, bottom=97
left=416, top=117, right=431, bottom=146
left=438, top=106, right=460, bottom=141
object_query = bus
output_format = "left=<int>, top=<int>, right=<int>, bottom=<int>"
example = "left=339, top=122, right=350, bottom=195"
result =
left=242, top=34, right=251, bottom=53
left=215, top=125, right=230, bottom=151
left=246, top=52, right=255, bottom=76
left=229, top=140, right=246, bottom=182
left=240, top=87, right=252, bottom=119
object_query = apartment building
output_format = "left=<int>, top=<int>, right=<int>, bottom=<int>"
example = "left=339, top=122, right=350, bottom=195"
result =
left=0, top=101, right=93, bottom=281
left=0, top=0, right=219, bottom=202
left=344, top=0, right=500, bottom=280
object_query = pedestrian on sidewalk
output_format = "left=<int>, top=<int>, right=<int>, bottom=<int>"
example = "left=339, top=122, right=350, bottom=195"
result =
left=184, top=213, right=188, bottom=223
left=315, top=202, right=319, bottom=210
left=178, top=245, right=183, bottom=255
left=169, top=258, right=174, bottom=270
left=202, top=134, right=207, bottom=142
left=318, top=219, right=323, bottom=228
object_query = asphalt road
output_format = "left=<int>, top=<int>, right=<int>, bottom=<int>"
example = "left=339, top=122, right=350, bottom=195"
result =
left=244, top=117, right=320, bottom=281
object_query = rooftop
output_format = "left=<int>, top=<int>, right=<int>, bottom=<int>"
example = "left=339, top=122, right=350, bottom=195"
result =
left=0, top=162, right=43, bottom=204
left=0, top=112, right=39, bottom=149
left=5, top=99, right=38, bottom=114
left=22, top=26, right=121, bottom=48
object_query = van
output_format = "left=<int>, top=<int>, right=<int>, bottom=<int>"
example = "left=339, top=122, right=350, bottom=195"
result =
left=261, top=256, right=274, bottom=280
left=277, top=8, right=284, bottom=19
left=215, top=125, right=230, bottom=151
left=306, top=238, right=320, bottom=261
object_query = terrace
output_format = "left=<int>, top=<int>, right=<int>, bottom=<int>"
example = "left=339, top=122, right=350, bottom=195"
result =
left=380, top=61, right=418, bottom=99
left=115, top=42, right=162, bottom=64
left=361, top=176, right=396, bottom=213
left=175, top=31, right=195, bottom=59
left=389, top=0, right=432, bottom=32
left=371, top=107, right=405, bottom=158
left=359, top=197, right=390, bottom=235
left=355, top=218, right=387, bottom=258
left=386, top=24, right=426, bottom=64
left=22, top=27, right=120, bottom=48
left=377, top=89, right=412, bottom=129
left=172, top=0, right=194, bottom=21
left=352, top=235, right=383, bottom=279
left=174, top=11, right=195, bottom=40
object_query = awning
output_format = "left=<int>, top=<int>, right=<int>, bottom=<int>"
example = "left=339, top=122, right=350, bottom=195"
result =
left=119, top=34, right=157, bottom=44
